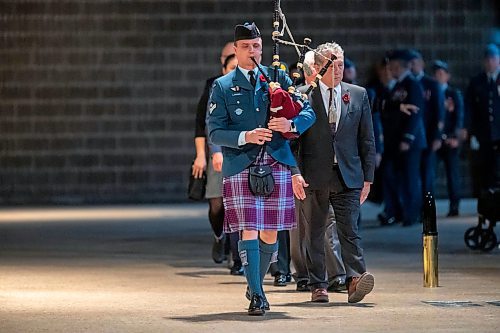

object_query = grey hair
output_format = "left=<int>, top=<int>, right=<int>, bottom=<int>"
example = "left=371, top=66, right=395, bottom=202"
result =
left=303, top=50, right=315, bottom=76
left=314, top=42, right=344, bottom=65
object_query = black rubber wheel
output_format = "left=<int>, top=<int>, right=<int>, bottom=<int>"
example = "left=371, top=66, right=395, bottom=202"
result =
left=479, top=230, right=498, bottom=252
left=464, top=227, right=480, bottom=250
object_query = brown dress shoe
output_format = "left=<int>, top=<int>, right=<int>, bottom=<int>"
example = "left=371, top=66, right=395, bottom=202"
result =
left=311, top=288, right=329, bottom=303
left=348, top=272, right=374, bottom=303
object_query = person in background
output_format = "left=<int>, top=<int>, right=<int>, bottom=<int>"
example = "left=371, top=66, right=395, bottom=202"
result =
left=193, top=43, right=238, bottom=268
left=342, top=57, right=357, bottom=85
left=409, top=50, right=445, bottom=197
left=432, top=60, right=464, bottom=217
left=465, top=43, right=500, bottom=191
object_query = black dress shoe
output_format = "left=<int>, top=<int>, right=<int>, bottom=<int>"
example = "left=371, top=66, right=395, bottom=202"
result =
left=378, top=213, right=397, bottom=226
left=248, top=294, right=266, bottom=315
left=285, top=273, right=292, bottom=283
left=211, top=234, right=226, bottom=264
left=245, top=287, right=269, bottom=310
left=274, top=274, right=287, bottom=286
left=230, top=261, right=244, bottom=275
left=296, top=280, right=310, bottom=292
left=327, top=277, right=347, bottom=292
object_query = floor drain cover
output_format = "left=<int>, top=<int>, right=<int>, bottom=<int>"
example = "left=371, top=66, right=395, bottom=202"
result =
left=422, top=301, right=481, bottom=307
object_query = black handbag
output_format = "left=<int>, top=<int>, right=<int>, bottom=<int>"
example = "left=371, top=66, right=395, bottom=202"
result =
left=248, top=148, right=275, bottom=196
left=188, top=163, right=207, bottom=201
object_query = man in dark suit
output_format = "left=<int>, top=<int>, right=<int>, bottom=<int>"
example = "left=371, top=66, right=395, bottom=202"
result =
left=432, top=60, right=465, bottom=216
left=292, top=42, right=376, bottom=303
left=466, top=43, right=500, bottom=190
left=381, top=50, right=427, bottom=227
left=409, top=50, right=446, bottom=196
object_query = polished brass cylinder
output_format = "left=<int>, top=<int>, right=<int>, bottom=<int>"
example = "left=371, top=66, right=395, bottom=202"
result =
left=423, top=235, right=438, bottom=287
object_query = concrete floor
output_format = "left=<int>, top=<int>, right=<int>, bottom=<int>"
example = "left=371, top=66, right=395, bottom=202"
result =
left=0, top=200, right=499, bottom=332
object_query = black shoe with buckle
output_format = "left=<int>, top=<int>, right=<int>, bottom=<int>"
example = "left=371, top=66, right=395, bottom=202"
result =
left=273, top=274, right=287, bottom=286
left=211, top=234, right=226, bottom=264
left=296, top=280, right=310, bottom=292
left=246, top=287, right=269, bottom=310
left=327, top=277, right=346, bottom=292
left=230, top=261, right=244, bottom=275
left=248, top=294, right=266, bottom=316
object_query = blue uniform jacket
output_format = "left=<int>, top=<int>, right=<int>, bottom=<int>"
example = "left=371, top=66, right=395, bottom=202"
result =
left=382, top=74, right=427, bottom=156
left=207, top=66, right=316, bottom=177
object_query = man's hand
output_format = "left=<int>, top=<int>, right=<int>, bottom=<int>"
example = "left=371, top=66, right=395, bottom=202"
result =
left=400, top=142, right=410, bottom=151
left=292, top=175, right=309, bottom=200
left=245, top=128, right=273, bottom=145
left=360, top=182, right=371, bottom=204
left=268, top=117, right=291, bottom=133
left=212, top=152, right=223, bottom=172
left=432, top=139, right=442, bottom=151
left=192, top=155, right=206, bottom=179
left=399, top=103, right=419, bottom=116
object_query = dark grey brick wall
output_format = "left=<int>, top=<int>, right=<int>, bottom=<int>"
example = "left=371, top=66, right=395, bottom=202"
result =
left=0, top=0, right=497, bottom=204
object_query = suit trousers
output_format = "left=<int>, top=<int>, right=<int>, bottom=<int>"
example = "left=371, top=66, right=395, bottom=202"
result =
left=290, top=199, right=309, bottom=282
left=325, top=204, right=347, bottom=282
left=302, top=167, right=366, bottom=289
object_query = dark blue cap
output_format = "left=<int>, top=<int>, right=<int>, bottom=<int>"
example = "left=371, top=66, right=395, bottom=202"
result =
left=386, top=49, right=413, bottom=62
left=484, top=43, right=499, bottom=58
left=407, top=49, right=423, bottom=60
left=431, top=60, right=449, bottom=72
left=234, top=22, right=261, bottom=42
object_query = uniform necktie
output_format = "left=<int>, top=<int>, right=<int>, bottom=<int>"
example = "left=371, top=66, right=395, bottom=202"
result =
left=249, top=70, right=256, bottom=88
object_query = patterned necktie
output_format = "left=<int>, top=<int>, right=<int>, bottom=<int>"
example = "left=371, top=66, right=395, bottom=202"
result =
left=249, top=70, right=256, bottom=88
left=328, top=88, right=338, bottom=164
left=328, top=88, right=338, bottom=136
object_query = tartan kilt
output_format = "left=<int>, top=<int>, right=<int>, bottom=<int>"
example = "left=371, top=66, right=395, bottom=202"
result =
left=223, top=152, right=296, bottom=233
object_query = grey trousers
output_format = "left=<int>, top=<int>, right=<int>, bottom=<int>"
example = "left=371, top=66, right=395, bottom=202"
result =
left=290, top=198, right=308, bottom=282
left=302, top=169, right=366, bottom=289
left=291, top=201, right=347, bottom=284
left=325, top=205, right=347, bottom=283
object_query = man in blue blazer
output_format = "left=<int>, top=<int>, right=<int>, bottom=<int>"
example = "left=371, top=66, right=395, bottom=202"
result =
left=207, top=22, right=315, bottom=315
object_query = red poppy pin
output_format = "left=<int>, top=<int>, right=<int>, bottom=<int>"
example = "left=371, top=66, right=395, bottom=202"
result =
left=259, top=74, right=266, bottom=82
left=342, top=93, right=350, bottom=104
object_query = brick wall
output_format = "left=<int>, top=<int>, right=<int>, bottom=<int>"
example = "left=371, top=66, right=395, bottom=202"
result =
left=0, top=0, right=497, bottom=204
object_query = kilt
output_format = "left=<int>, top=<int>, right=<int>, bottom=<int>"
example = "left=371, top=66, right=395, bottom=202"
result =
left=205, top=155, right=223, bottom=199
left=222, top=152, right=296, bottom=233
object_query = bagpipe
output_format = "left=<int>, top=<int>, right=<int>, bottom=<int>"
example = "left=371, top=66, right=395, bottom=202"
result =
left=256, top=0, right=337, bottom=139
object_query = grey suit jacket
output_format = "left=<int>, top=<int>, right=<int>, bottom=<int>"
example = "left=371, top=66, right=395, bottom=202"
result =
left=294, top=82, right=376, bottom=190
